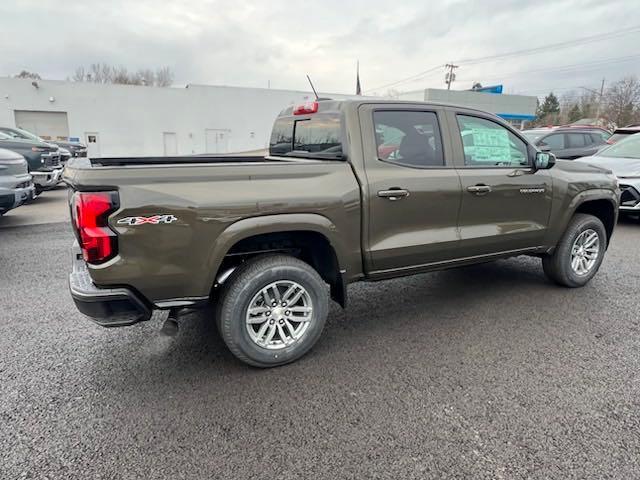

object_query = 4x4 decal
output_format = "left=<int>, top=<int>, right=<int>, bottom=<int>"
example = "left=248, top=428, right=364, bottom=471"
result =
left=117, top=214, right=178, bottom=226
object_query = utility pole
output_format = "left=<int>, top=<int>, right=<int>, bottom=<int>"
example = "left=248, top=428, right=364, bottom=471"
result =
left=580, top=79, right=605, bottom=123
left=445, top=63, right=458, bottom=90
left=595, top=77, right=605, bottom=122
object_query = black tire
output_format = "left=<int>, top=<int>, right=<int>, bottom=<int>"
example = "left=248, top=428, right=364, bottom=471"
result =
left=542, top=213, right=607, bottom=287
left=216, top=254, right=329, bottom=367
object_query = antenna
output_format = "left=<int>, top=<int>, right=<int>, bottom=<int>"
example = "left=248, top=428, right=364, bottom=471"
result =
left=306, top=75, right=319, bottom=100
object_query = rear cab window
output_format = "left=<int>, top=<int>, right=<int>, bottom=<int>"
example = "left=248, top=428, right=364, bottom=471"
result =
left=269, top=111, right=343, bottom=160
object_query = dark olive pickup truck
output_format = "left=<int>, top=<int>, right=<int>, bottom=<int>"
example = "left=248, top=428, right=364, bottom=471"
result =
left=63, top=99, right=620, bottom=367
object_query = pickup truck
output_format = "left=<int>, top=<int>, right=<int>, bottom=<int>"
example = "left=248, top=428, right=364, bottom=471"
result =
left=0, top=148, right=34, bottom=215
left=0, top=131, right=63, bottom=194
left=64, top=99, right=620, bottom=367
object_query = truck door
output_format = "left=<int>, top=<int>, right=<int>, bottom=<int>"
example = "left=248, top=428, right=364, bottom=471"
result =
left=358, top=105, right=462, bottom=274
left=447, top=110, right=553, bottom=257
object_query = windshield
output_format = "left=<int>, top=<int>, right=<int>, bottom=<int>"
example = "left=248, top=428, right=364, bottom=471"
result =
left=522, top=131, right=545, bottom=142
left=0, top=131, right=13, bottom=140
left=596, top=133, right=640, bottom=159
left=14, top=127, right=41, bottom=141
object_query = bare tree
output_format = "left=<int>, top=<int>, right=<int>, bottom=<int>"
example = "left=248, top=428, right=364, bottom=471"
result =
left=155, top=66, right=174, bottom=87
left=137, top=68, right=155, bottom=86
left=72, top=66, right=86, bottom=82
left=15, top=70, right=41, bottom=80
left=603, top=76, right=640, bottom=127
left=71, top=64, right=174, bottom=87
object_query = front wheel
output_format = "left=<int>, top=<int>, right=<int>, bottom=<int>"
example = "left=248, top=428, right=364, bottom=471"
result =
left=542, top=213, right=607, bottom=287
left=216, top=254, right=329, bottom=367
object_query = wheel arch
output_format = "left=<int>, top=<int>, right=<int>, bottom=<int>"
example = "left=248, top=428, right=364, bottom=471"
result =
left=206, top=214, right=349, bottom=307
left=574, top=197, right=617, bottom=246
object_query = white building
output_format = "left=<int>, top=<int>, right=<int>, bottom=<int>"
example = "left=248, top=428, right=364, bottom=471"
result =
left=0, top=77, right=353, bottom=158
left=397, top=87, right=537, bottom=129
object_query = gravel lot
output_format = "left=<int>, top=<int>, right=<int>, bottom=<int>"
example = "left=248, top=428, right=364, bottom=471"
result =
left=1, top=218, right=639, bottom=479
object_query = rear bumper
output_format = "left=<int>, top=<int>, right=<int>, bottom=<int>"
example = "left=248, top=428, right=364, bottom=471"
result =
left=69, top=244, right=152, bottom=327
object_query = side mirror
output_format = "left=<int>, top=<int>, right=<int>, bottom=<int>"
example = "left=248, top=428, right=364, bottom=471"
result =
left=534, top=151, right=556, bottom=170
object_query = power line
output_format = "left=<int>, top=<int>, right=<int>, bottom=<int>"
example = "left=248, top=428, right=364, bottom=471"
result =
left=453, top=25, right=640, bottom=66
left=365, top=24, right=640, bottom=94
left=455, top=53, right=640, bottom=84
left=364, top=65, right=443, bottom=94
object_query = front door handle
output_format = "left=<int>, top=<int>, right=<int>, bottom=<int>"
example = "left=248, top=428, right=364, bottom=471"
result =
left=377, top=188, right=410, bottom=201
left=467, top=184, right=492, bottom=195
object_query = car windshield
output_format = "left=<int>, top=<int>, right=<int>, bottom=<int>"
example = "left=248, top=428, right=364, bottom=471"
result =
left=522, top=131, right=546, bottom=142
left=0, top=131, right=13, bottom=140
left=0, top=127, right=42, bottom=141
left=14, top=127, right=42, bottom=141
left=596, top=133, right=640, bottom=159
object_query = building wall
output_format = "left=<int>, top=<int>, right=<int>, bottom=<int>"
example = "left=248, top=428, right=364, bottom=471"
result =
left=0, top=77, right=353, bottom=157
left=396, top=88, right=537, bottom=127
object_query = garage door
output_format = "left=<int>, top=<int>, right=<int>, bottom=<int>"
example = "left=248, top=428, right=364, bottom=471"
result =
left=14, top=111, right=70, bottom=141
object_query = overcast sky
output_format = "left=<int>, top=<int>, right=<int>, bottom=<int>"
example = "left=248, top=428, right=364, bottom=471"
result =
left=2, top=0, right=639, bottom=99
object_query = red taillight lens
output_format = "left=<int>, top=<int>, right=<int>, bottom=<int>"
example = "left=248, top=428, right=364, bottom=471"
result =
left=293, top=101, right=319, bottom=115
left=73, top=192, right=118, bottom=264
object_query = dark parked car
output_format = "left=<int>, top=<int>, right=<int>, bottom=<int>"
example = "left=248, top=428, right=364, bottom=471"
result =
left=0, top=127, right=87, bottom=162
left=606, top=125, right=640, bottom=145
left=0, top=131, right=62, bottom=194
left=522, top=128, right=609, bottom=159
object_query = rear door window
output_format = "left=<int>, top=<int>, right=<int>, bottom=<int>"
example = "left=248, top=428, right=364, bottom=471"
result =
left=373, top=110, right=444, bottom=167
left=567, top=133, right=587, bottom=148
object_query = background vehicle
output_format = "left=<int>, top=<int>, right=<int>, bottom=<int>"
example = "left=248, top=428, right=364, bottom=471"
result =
left=64, top=100, right=619, bottom=367
left=46, top=139, right=87, bottom=158
left=577, top=133, right=640, bottom=215
left=0, top=131, right=62, bottom=195
left=606, top=125, right=640, bottom=145
left=0, top=148, right=34, bottom=216
left=0, top=126, right=86, bottom=163
left=522, top=127, right=609, bottom=159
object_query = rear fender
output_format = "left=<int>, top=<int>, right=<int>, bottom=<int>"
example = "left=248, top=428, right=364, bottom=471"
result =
left=204, top=213, right=350, bottom=290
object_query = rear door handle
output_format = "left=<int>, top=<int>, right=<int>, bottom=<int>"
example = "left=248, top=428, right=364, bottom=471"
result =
left=467, top=184, right=492, bottom=195
left=377, top=188, right=410, bottom=201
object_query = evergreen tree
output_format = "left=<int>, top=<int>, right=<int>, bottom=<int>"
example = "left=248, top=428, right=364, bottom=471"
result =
left=567, top=104, right=582, bottom=123
left=536, top=92, right=560, bottom=119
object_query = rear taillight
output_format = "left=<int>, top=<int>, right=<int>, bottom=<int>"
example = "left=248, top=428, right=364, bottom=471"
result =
left=72, top=191, right=119, bottom=264
left=293, top=101, right=319, bottom=115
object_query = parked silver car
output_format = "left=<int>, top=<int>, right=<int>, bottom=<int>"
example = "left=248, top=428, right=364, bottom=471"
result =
left=576, top=133, right=640, bottom=215
left=0, top=148, right=34, bottom=216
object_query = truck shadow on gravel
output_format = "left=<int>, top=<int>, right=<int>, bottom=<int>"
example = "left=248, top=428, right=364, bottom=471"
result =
left=86, top=255, right=591, bottom=391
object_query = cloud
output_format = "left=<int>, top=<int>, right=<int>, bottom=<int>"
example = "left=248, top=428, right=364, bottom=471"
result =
left=1, top=0, right=638, bottom=98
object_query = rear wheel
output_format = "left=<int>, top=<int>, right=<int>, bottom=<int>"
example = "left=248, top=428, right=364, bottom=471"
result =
left=542, top=213, right=607, bottom=287
left=216, top=254, right=329, bottom=367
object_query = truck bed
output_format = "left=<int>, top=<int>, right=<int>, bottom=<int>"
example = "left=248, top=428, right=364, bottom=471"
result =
left=90, top=155, right=274, bottom=167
